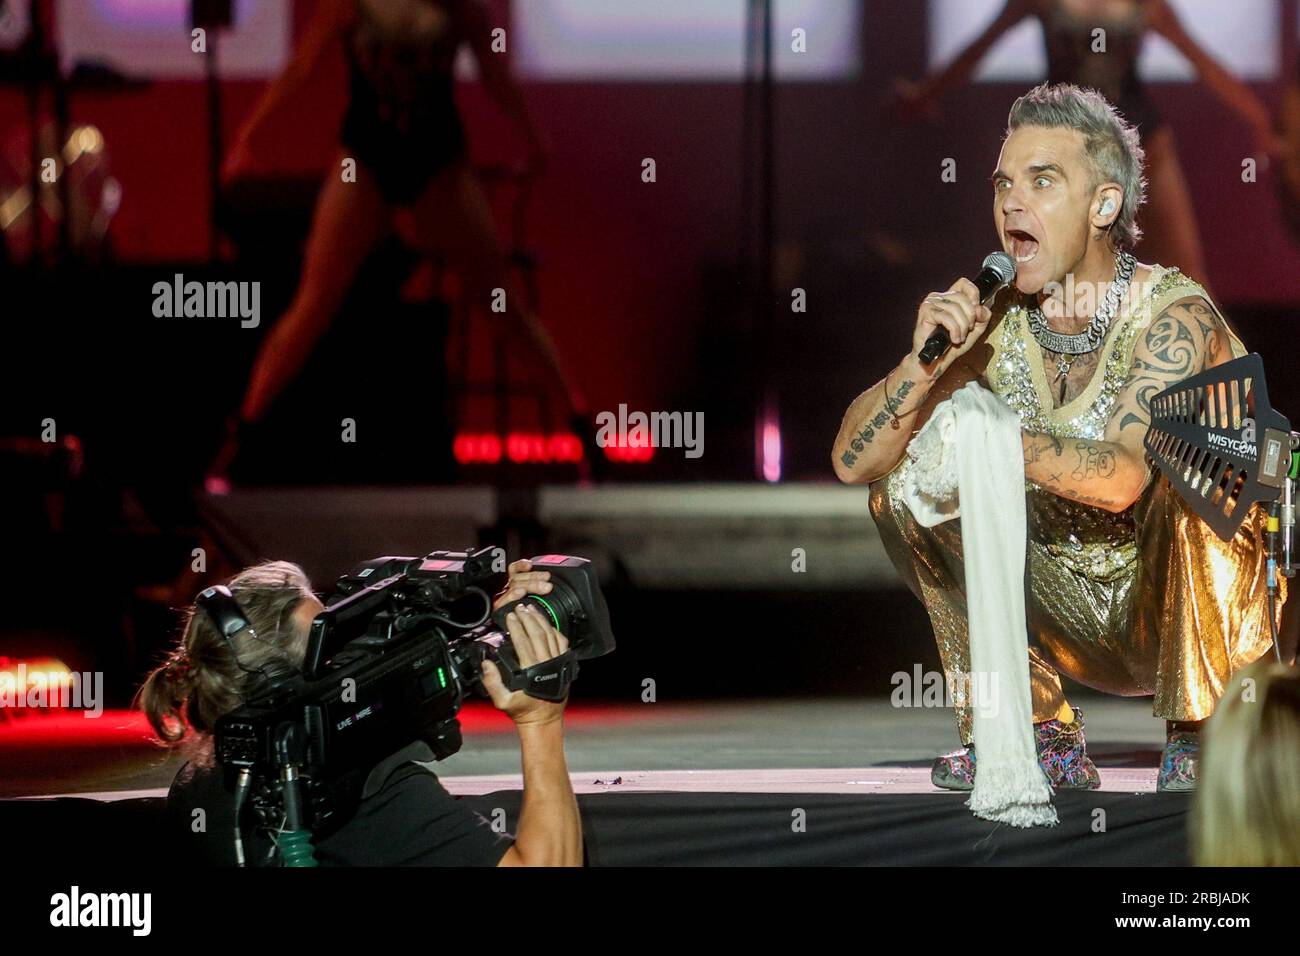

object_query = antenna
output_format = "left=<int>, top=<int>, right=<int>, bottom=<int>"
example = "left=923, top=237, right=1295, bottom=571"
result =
left=1144, top=354, right=1293, bottom=542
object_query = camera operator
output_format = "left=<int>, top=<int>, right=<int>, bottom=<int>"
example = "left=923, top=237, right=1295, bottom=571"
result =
left=137, top=559, right=582, bottom=867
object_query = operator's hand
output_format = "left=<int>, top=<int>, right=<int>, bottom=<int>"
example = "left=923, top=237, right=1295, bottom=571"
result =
left=481, top=603, right=569, bottom=727
left=493, top=559, right=554, bottom=611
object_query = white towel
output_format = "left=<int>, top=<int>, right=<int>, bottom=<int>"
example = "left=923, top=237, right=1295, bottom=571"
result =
left=903, top=381, right=1057, bottom=828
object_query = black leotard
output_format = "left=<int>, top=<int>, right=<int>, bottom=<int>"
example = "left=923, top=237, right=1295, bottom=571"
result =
left=1041, top=2, right=1165, bottom=136
left=339, top=0, right=467, bottom=205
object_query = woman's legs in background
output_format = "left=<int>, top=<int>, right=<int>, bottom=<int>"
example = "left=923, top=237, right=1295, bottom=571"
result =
left=1135, top=126, right=1212, bottom=294
left=238, top=154, right=393, bottom=425
left=401, top=159, right=589, bottom=418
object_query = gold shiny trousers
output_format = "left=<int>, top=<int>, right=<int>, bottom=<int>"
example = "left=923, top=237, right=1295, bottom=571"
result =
left=869, top=472, right=1285, bottom=746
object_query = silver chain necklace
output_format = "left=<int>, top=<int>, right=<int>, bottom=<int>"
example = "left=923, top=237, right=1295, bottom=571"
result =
left=1027, top=251, right=1136, bottom=385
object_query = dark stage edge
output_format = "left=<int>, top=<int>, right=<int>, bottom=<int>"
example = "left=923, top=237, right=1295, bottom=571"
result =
left=473, top=789, right=1190, bottom=866
left=0, top=697, right=1191, bottom=865
left=0, top=786, right=1188, bottom=866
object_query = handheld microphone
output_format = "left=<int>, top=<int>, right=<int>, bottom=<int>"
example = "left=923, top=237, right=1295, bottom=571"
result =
left=917, top=252, right=1016, bottom=366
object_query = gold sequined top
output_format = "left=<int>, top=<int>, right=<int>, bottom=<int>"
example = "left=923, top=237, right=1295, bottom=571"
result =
left=982, top=264, right=1247, bottom=582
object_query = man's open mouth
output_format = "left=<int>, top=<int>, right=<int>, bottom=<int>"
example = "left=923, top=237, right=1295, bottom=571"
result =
left=1007, top=228, right=1040, bottom=263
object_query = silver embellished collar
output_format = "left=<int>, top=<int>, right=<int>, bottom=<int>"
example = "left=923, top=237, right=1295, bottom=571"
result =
left=1025, top=251, right=1137, bottom=355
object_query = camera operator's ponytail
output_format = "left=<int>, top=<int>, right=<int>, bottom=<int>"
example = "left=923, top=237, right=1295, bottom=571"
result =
left=135, top=561, right=316, bottom=765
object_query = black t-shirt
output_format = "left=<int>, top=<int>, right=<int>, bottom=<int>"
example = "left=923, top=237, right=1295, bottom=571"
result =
left=166, top=741, right=513, bottom=867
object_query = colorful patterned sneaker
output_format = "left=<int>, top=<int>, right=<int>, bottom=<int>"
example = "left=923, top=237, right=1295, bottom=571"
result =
left=930, top=706, right=1102, bottom=791
left=931, top=744, right=977, bottom=791
left=1035, top=706, right=1102, bottom=790
left=1156, top=730, right=1199, bottom=792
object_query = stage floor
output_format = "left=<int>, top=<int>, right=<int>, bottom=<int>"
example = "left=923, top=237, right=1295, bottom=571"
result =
left=2, top=692, right=1176, bottom=800
left=1, top=694, right=1195, bottom=865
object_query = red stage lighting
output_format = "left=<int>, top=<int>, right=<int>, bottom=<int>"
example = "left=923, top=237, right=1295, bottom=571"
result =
left=0, top=657, right=76, bottom=719
left=453, top=431, right=657, bottom=464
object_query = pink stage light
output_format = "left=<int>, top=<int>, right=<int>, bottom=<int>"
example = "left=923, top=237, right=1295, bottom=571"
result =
left=453, top=432, right=655, bottom=464
left=453, top=433, right=503, bottom=465
left=761, top=419, right=781, bottom=483
left=603, top=436, right=655, bottom=463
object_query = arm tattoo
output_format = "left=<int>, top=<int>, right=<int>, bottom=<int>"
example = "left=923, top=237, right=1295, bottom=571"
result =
left=886, top=379, right=916, bottom=414
left=1072, top=441, right=1117, bottom=479
left=1054, top=489, right=1124, bottom=509
left=1023, top=432, right=1064, bottom=467
left=838, top=378, right=918, bottom=470
left=1112, top=298, right=1220, bottom=443
left=1118, top=381, right=1161, bottom=435
left=1024, top=430, right=1130, bottom=509
left=1206, top=326, right=1223, bottom=365
left=1032, top=468, right=1125, bottom=509
left=1140, top=313, right=1198, bottom=378
left=1142, top=300, right=1219, bottom=376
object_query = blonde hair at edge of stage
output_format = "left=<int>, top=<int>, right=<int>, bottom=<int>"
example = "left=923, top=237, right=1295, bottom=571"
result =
left=1192, top=660, right=1300, bottom=866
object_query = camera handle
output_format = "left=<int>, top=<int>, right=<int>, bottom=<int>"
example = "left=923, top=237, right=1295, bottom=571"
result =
left=490, top=642, right=579, bottom=702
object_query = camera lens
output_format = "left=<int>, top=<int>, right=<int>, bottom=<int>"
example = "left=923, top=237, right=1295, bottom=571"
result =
left=503, top=581, right=583, bottom=636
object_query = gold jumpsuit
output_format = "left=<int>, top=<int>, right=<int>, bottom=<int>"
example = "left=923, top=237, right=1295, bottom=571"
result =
left=869, top=265, right=1286, bottom=746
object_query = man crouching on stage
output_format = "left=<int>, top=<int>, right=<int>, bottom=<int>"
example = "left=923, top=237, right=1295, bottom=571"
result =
left=833, top=82, right=1285, bottom=793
